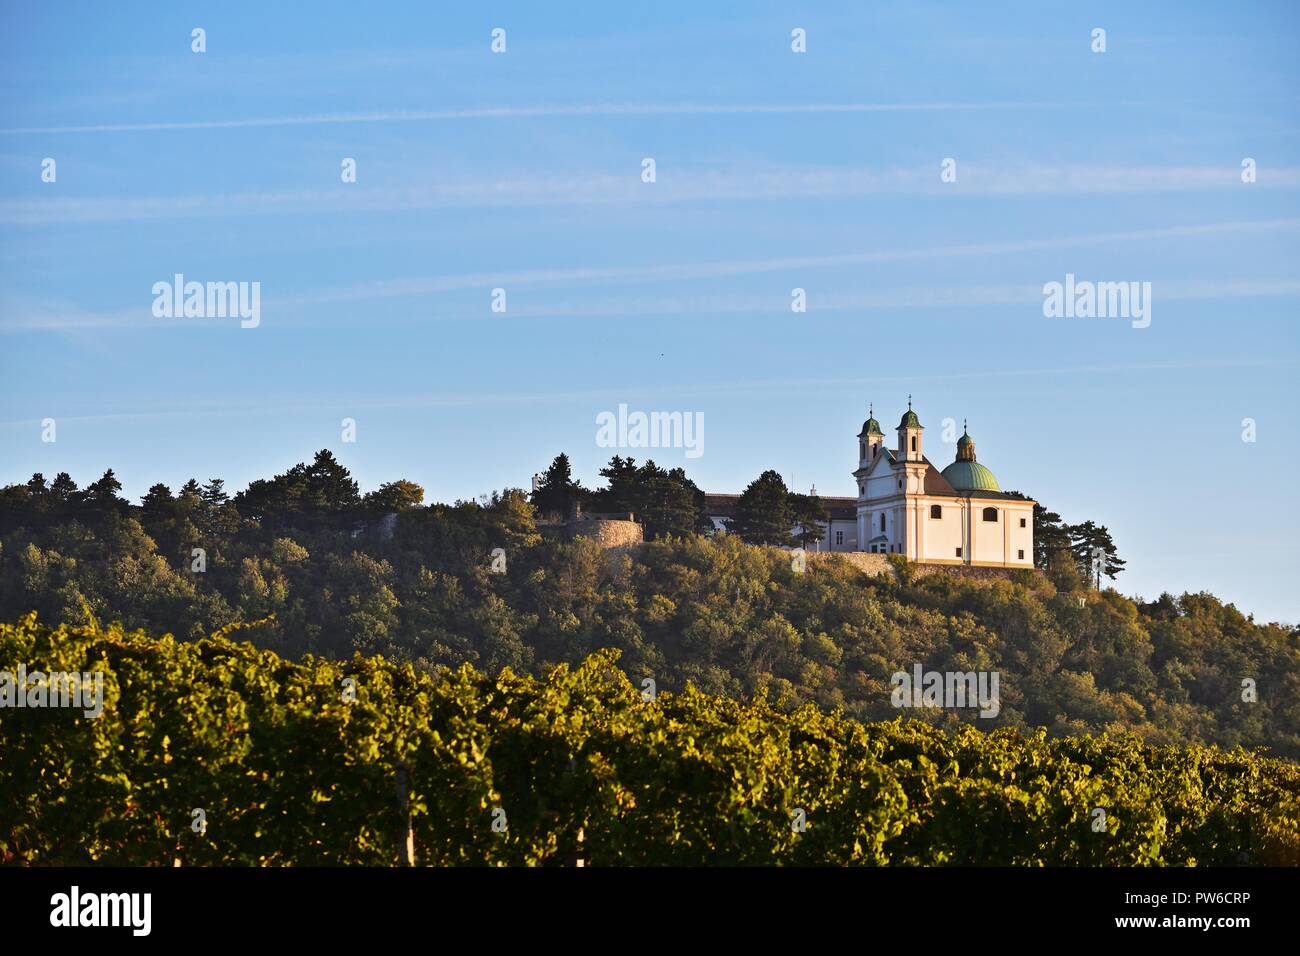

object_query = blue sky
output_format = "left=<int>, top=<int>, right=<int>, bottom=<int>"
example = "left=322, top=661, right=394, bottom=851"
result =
left=1, top=1, right=1298, bottom=623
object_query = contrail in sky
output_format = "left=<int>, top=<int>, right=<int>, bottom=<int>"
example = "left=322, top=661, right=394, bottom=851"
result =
left=0, top=101, right=1057, bottom=135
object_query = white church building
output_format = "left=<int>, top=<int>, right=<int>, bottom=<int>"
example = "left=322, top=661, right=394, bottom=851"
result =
left=851, top=401, right=1035, bottom=567
left=702, top=400, right=1035, bottom=568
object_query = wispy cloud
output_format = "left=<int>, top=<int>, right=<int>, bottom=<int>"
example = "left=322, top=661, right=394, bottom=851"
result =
left=506, top=278, right=1300, bottom=320
left=0, top=101, right=1059, bottom=137
left=2, top=356, right=1295, bottom=431
left=0, top=301, right=143, bottom=332
left=7, top=165, right=1298, bottom=225
left=277, top=219, right=1300, bottom=307
left=5, top=229, right=1298, bottom=334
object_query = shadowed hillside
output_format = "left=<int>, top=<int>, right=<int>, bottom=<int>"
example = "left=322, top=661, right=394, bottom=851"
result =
left=2, top=459, right=1297, bottom=759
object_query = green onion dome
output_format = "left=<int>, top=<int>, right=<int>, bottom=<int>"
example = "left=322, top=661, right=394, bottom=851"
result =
left=942, top=428, right=999, bottom=490
left=941, top=459, right=1001, bottom=492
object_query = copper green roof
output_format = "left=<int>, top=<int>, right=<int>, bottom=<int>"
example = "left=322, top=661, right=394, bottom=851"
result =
left=899, top=409, right=922, bottom=428
left=858, top=416, right=883, bottom=437
left=940, top=459, right=1001, bottom=492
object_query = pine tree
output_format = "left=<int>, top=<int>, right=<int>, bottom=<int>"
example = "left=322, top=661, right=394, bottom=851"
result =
left=85, top=469, right=126, bottom=516
left=1069, top=520, right=1126, bottom=585
left=49, top=472, right=78, bottom=501
left=1031, top=502, right=1073, bottom=570
left=306, top=450, right=360, bottom=513
left=730, top=470, right=794, bottom=545
left=789, top=492, right=829, bottom=547
left=636, top=461, right=703, bottom=539
left=141, top=483, right=175, bottom=516
left=594, top=456, right=639, bottom=515
left=531, top=453, right=586, bottom=519
left=201, top=478, right=229, bottom=508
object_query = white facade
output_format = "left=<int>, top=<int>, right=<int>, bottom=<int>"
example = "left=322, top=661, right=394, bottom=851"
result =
left=801, top=507, right=859, bottom=552
left=853, top=404, right=1035, bottom=568
left=700, top=402, right=1036, bottom=568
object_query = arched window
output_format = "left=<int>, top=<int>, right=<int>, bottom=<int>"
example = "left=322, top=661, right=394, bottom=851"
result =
left=880, top=514, right=886, bottom=531
left=982, top=507, right=998, bottom=522
left=910, top=436, right=917, bottom=452
left=860, top=441, right=865, bottom=459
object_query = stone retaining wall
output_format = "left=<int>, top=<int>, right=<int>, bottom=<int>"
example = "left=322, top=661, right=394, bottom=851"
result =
left=564, top=518, right=644, bottom=548
left=806, top=551, right=1042, bottom=584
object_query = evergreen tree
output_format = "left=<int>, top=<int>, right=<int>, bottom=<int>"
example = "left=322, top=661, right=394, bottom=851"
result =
left=730, top=470, right=794, bottom=544
left=141, top=483, right=175, bottom=520
left=789, top=492, right=829, bottom=547
left=531, top=453, right=586, bottom=519
left=587, top=457, right=706, bottom=538
left=85, top=469, right=126, bottom=516
left=234, top=451, right=359, bottom=526
left=1069, top=520, right=1126, bottom=585
left=635, top=461, right=705, bottom=539
left=49, top=472, right=78, bottom=501
left=1031, top=502, right=1073, bottom=570
left=593, top=456, right=639, bottom=515
left=201, top=478, right=229, bottom=508
left=305, top=450, right=361, bottom=513
left=176, top=479, right=204, bottom=524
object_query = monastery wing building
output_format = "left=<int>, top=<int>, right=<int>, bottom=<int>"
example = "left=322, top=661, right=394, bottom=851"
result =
left=853, top=402, right=1034, bottom=567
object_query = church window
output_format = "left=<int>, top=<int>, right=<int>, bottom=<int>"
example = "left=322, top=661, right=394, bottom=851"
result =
left=982, top=507, right=998, bottom=522
left=873, top=446, right=879, bottom=458
left=910, top=436, right=917, bottom=452
left=880, top=514, right=886, bottom=531
left=835, top=531, right=843, bottom=545
left=860, top=441, right=865, bottom=459
left=1020, top=517, right=1027, bottom=528
left=897, top=479, right=902, bottom=489
left=955, top=547, right=962, bottom=558
left=930, top=505, right=942, bottom=519
left=1018, top=549, right=1025, bottom=560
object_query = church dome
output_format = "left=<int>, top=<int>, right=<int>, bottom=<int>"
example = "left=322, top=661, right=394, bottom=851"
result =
left=941, top=460, right=1001, bottom=492
left=899, top=409, right=921, bottom=429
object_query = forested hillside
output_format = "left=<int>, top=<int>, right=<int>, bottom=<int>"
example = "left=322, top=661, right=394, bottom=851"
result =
left=4, top=615, right=1297, bottom=866
left=2, top=454, right=1297, bottom=758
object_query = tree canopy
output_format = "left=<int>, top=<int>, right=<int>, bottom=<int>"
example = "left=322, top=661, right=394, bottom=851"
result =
left=0, top=455, right=1288, bottom=760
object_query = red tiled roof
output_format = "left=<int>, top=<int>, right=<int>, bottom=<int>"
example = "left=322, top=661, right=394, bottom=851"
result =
left=923, top=464, right=960, bottom=496
left=703, top=493, right=857, bottom=521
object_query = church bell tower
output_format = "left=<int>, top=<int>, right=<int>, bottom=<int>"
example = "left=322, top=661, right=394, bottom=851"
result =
left=897, top=396, right=923, bottom=463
